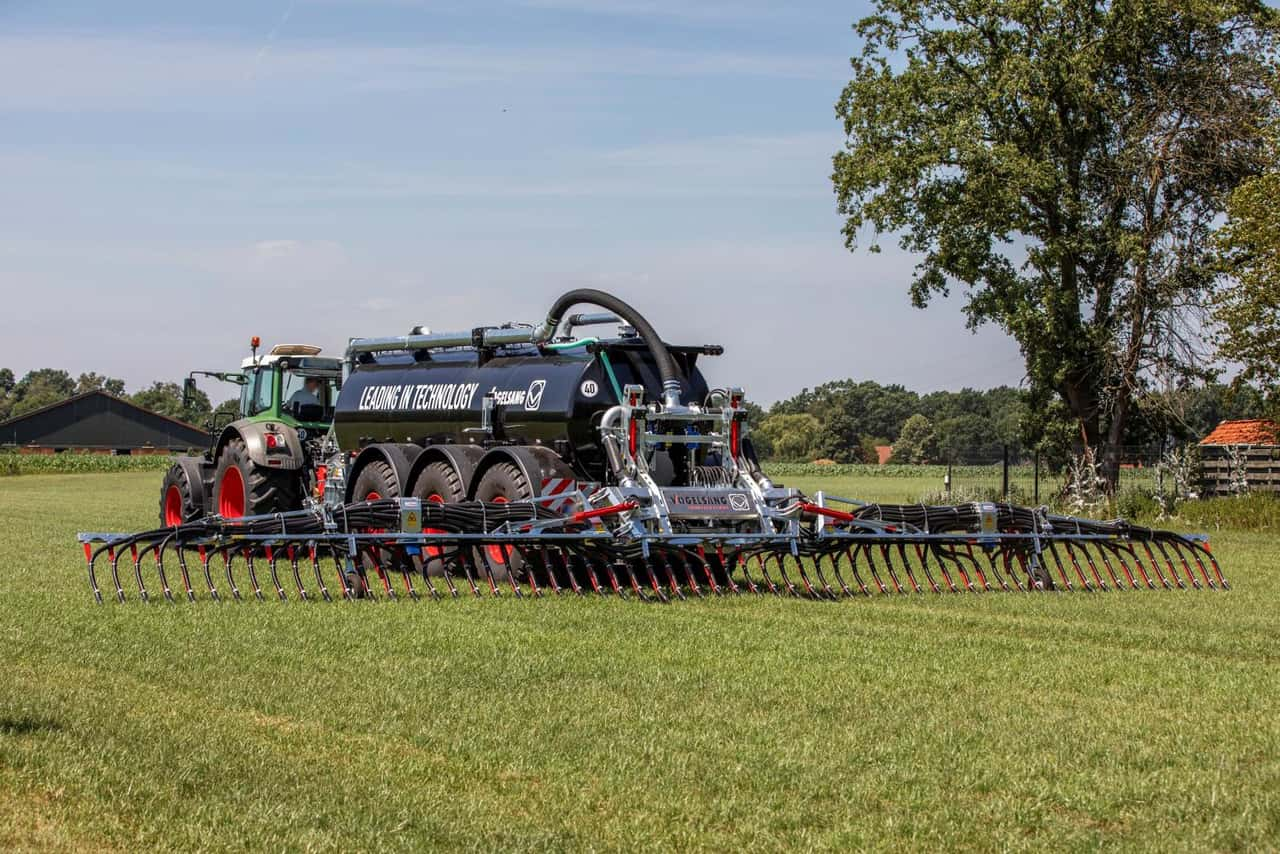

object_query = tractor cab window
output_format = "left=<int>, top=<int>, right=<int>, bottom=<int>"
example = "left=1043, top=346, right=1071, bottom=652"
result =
left=247, top=369, right=274, bottom=416
left=282, top=371, right=338, bottom=421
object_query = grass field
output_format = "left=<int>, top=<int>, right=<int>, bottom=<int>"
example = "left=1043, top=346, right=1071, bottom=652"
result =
left=2, top=472, right=1278, bottom=851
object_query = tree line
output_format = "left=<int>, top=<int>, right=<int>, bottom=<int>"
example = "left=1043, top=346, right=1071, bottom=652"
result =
left=0, top=368, right=238, bottom=425
left=750, top=380, right=1267, bottom=465
left=1, top=365, right=1270, bottom=466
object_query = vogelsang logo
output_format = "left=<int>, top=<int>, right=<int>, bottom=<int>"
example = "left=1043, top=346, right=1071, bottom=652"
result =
left=525, top=379, right=546, bottom=411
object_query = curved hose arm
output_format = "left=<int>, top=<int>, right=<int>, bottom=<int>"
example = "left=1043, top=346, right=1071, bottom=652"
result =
left=535, top=288, right=683, bottom=408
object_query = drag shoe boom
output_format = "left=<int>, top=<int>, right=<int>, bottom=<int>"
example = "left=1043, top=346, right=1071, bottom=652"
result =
left=79, top=494, right=1226, bottom=603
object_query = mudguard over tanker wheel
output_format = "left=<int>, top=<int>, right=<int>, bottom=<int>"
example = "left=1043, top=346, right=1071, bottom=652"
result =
left=159, top=459, right=206, bottom=527
left=213, top=437, right=300, bottom=519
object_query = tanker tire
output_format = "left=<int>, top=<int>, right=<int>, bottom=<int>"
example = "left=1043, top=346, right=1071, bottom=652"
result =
left=159, top=462, right=205, bottom=527
left=410, top=461, right=465, bottom=504
left=213, top=438, right=300, bottom=519
left=473, top=462, right=533, bottom=582
left=410, top=461, right=466, bottom=578
left=351, top=460, right=400, bottom=502
left=350, top=460, right=402, bottom=594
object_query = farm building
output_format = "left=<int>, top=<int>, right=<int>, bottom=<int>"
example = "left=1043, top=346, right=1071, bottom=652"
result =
left=1198, top=419, right=1280, bottom=496
left=0, top=391, right=208, bottom=454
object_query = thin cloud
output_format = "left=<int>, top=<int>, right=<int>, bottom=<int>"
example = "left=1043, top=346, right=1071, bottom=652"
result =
left=0, top=133, right=838, bottom=204
left=514, top=0, right=785, bottom=23
left=0, top=33, right=838, bottom=112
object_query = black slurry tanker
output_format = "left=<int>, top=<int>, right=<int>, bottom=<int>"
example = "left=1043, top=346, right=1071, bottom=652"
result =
left=331, top=290, right=734, bottom=513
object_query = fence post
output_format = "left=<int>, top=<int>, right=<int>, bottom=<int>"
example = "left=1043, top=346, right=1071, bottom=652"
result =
left=1002, top=445, right=1009, bottom=500
left=1033, top=449, right=1039, bottom=504
left=945, top=461, right=952, bottom=500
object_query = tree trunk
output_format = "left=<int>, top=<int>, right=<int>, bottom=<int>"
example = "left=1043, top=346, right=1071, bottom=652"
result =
left=1061, top=374, right=1102, bottom=450
left=1101, top=391, right=1131, bottom=488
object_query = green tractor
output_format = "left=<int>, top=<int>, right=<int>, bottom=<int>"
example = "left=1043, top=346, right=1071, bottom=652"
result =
left=159, top=339, right=342, bottom=525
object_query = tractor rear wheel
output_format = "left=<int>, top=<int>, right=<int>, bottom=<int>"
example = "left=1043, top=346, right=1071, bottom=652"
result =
left=212, top=437, right=300, bottom=519
left=159, top=461, right=206, bottom=527
left=472, top=462, right=534, bottom=581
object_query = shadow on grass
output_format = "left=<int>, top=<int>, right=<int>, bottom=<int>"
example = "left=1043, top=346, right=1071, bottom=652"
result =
left=0, top=714, right=62, bottom=737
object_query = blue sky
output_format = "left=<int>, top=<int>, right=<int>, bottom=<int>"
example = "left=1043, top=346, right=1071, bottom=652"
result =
left=0, top=0, right=1024, bottom=405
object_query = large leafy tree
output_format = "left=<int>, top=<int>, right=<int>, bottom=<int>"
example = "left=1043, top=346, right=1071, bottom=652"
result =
left=1213, top=126, right=1280, bottom=405
left=75, top=372, right=126, bottom=396
left=9, top=369, right=76, bottom=418
left=131, top=381, right=211, bottom=424
left=888, top=413, right=938, bottom=463
left=754, top=413, right=826, bottom=461
left=0, top=369, right=14, bottom=421
left=833, top=0, right=1278, bottom=480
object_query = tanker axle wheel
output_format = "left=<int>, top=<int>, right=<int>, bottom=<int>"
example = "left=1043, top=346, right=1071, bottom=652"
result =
left=408, top=461, right=467, bottom=578
left=473, top=462, right=534, bottom=581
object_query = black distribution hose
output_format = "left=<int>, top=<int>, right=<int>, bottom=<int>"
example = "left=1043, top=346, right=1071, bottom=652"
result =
left=539, top=288, right=683, bottom=404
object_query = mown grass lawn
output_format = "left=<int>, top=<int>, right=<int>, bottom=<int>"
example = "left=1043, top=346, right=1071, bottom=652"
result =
left=1, top=472, right=1277, bottom=851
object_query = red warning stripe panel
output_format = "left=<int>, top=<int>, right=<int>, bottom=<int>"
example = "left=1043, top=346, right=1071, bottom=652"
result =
left=540, top=478, right=575, bottom=496
left=538, top=478, right=581, bottom=515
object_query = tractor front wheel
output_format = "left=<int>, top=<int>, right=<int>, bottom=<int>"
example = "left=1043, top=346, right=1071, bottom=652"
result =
left=212, top=438, right=300, bottom=519
left=159, top=460, right=206, bottom=527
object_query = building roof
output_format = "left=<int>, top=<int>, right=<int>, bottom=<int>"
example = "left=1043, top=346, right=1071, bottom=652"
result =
left=0, top=390, right=203, bottom=432
left=1199, top=419, right=1279, bottom=447
left=0, top=390, right=209, bottom=450
left=875, top=445, right=893, bottom=465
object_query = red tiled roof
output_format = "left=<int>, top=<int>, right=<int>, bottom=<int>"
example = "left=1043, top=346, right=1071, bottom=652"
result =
left=1199, top=419, right=1279, bottom=446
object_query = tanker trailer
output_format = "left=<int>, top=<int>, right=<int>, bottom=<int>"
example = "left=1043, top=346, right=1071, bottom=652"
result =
left=331, top=288, right=749, bottom=511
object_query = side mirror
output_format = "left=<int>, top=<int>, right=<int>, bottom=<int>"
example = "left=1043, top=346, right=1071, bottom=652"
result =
left=182, top=377, right=196, bottom=410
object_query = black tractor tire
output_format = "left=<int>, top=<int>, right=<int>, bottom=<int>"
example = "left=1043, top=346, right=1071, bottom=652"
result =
left=351, top=460, right=400, bottom=502
left=472, top=462, right=534, bottom=581
left=212, top=437, right=301, bottom=518
left=159, top=461, right=206, bottom=527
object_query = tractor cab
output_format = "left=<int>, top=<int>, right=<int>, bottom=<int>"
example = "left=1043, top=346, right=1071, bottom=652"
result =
left=237, top=344, right=343, bottom=430
left=166, top=340, right=345, bottom=526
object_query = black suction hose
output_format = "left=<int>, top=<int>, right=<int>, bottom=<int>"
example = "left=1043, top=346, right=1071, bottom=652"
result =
left=537, top=288, right=683, bottom=406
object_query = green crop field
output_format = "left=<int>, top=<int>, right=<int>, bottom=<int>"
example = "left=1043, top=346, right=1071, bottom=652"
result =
left=2, top=472, right=1277, bottom=851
